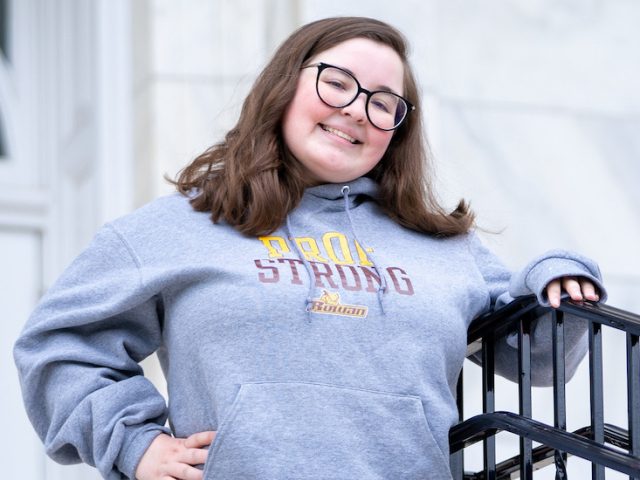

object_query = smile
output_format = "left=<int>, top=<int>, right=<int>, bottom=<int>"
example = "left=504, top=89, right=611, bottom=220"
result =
left=320, top=125, right=361, bottom=144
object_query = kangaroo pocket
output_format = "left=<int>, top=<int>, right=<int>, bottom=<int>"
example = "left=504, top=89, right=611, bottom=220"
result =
left=202, top=381, right=451, bottom=479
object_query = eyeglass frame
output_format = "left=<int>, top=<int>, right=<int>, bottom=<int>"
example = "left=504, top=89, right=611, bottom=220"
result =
left=300, top=62, right=415, bottom=131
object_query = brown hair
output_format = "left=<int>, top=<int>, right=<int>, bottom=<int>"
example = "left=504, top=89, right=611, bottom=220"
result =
left=172, top=16, right=474, bottom=236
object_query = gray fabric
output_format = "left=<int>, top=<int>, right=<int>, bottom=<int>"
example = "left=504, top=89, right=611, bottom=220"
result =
left=14, top=177, right=606, bottom=479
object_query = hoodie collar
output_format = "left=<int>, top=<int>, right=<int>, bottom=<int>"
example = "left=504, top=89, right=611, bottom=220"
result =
left=299, top=177, right=380, bottom=213
left=304, top=177, right=380, bottom=201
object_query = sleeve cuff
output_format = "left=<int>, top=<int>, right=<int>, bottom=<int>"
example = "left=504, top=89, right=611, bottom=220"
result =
left=509, top=250, right=608, bottom=306
left=116, top=424, right=171, bottom=479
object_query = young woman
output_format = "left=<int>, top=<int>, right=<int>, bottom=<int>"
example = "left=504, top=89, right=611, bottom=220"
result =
left=14, top=17, right=604, bottom=480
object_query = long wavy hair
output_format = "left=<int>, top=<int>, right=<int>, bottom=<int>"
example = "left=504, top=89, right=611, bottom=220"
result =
left=172, top=16, right=474, bottom=236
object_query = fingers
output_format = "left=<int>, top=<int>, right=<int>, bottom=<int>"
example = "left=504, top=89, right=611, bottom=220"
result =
left=561, top=277, right=583, bottom=303
left=579, top=277, right=600, bottom=302
left=178, top=444, right=209, bottom=467
left=164, top=462, right=206, bottom=480
left=547, top=279, right=562, bottom=308
left=546, top=276, right=600, bottom=308
left=135, top=431, right=217, bottom=480
left=184, top=430, right=216, bottom=449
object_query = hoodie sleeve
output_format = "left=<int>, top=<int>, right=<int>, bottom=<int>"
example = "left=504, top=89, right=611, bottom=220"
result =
left=13, top=224, right=170, bottom=480
left=467, top=232, right=607, bottom=386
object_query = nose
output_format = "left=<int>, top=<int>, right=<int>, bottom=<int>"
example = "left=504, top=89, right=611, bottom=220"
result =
left=340, top=92, right=367, bottom=123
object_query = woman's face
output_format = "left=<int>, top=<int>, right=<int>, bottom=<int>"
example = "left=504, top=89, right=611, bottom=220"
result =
left=282, top=38, right=405, bottom=186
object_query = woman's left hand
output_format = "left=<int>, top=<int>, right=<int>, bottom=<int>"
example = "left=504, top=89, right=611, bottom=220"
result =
left=545, top=276, right=600, bottom=308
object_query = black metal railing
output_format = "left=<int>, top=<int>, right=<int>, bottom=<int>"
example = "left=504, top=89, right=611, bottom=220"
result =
left=450, top=295, right=640, bottom=479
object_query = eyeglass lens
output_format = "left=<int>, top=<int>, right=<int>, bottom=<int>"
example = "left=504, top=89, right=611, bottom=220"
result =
left=317, top=66, right=408, bottom=130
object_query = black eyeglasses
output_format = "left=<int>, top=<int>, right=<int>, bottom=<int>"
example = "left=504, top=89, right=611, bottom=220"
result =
left=301, top=62, right=415, bottom=131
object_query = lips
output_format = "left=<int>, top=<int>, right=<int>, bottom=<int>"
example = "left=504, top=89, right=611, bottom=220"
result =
left=320, top=124, right=362, bottom=144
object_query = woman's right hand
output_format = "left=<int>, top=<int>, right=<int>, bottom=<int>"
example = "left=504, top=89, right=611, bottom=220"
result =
left=135, top=430, right=216, bottom=480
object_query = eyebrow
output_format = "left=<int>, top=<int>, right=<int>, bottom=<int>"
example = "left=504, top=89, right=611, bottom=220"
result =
left=335, top=64, right=401, bottom=95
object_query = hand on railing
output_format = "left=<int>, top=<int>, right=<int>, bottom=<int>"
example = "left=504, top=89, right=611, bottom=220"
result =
left=545, top=276, right=600, bottom=308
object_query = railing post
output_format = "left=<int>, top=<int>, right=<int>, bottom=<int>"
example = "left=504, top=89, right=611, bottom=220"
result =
left=589, top=321, right=605, bottom=480
left=628, top=332, right=640, bottom=480
left=483, top=334, right=496, bottom=479
left=552, top=309, right=568, bottom=479
left=519, top=313, right=533, bottom=479
left=450, top=373, right=465, bottom=479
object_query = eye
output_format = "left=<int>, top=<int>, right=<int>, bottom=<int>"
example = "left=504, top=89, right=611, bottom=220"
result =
left=371, top=93, right=401, bottom=115
left=319, top=67, right=356, bottom=92
left=322, top=78, right=347, bottom=90
left=371, top=98, right=391, bottom=113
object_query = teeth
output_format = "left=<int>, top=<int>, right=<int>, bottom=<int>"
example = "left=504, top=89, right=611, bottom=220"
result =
left=322, top=125, right=358, bottom=144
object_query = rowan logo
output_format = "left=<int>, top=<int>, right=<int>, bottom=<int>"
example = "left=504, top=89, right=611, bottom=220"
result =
left=307, top=290, right=368, bottom=318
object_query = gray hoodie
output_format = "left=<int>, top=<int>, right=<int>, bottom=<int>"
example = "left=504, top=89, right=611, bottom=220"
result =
left=14, top=177, right=606, bottom=479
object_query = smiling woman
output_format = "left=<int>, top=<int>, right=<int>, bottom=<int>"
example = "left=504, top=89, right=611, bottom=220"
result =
left=13, top=16, right=606, bottom=480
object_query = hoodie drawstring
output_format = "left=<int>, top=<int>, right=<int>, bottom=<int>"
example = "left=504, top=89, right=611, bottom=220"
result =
left=285, top=183, right=388, bottom=319
left=341, top=186, right=387, bottom=315
left=285, top=214, right=316, bottom=321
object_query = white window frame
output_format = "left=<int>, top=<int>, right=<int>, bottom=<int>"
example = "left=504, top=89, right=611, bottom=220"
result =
left=2, top=1, right=134, bottom=479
